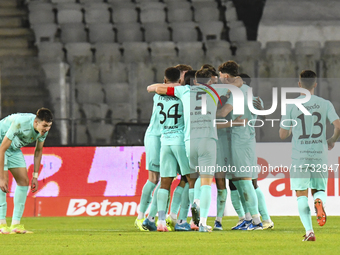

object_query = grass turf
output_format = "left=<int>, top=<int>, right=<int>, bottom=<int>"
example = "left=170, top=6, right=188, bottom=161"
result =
left=1, top=216, right=339, bottom=254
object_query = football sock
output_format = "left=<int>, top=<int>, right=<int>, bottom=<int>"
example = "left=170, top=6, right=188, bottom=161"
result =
left=138, top=180, right=156, bottom=219
left=313, top=191, right=327, bottom=205
left=256, top=187, right=271, bottom=221
left=148, top=183, right=160, bottom=218
left=194, top=177, right=201, bottom=201
left=216, top=217, right=222, bottom=223
left=230, top=190, right=245, bottom=219
left=0, top=189, right=7, bottom=222
left=233, top=181, right=249, bottom=217
left=157, top=189, right=169, bottom=221
left=170, top=186, right=183, bottom=217
left=178, top=219, right=187, bottom=224
left=199, top=185, right=212, bottom=226
left=239, top=180, right=259, bottom=218
left=297, top=196, right=313, bottom=232
left=179, top=183, right=190, bottom=221
left=13, top=186, right=29, bottom=222
left=189, top=188, right=194, bottom=205
left=216, top=189, right=227, bottom=218
left=200, top=217, right=207, bottom=226
left=245, top=212, right=252, bottom=221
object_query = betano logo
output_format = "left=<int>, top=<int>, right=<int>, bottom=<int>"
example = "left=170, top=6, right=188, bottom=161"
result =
left=67, top=199, right=139, bottom=216
left=200, top=85, right=312, bottom=116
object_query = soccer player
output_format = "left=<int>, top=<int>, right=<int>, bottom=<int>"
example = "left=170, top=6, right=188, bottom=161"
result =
left=217, top=61, right=263, bottom=230
left=0, top=108, right=53, bottom=234
left=279, top=70, right=340, bottom=241
left=155, top=67, right=195, bottom=232
left=174, top=64, right=193, bottom=85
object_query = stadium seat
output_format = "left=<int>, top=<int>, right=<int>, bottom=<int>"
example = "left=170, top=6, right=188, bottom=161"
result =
left=191, top=1, right=219, bottom=9
left=81, top=103, right=111, bottom=122
left=122, top=42, right=150, bottom=63
left=51, top=0, right=76, bottom=3
left=73, top=63, right=100, bottom=83
left=76, top=82, right=105, bottom=104
left=60, top=23, right=87, bottom=43
left=75, top=123, right=89, bottom=144
left=150, top=41, right=177, bottom=58
left=109, top=103, right=132, bottom=122
left=115, top=23, right=143, bottom=43
left=79, top=0, right=104, bottom=3
left=32, top=23, right=58, bottom=45
left=88, top=23, right=115, bottom=43
left=65, top=42, right=92, bottom=64
left=170, top=22, right=198, bottom=42
left=94, top=43, right=121, bottom=63
left=225, top=6, right=238, bottom=22
left=42, top=62, right=68, bottom=83
left=135, top=0, right=160, bottom=3
left=228, top=20, right=247, bottom=43
left=234, top=41, right=262, bottom=78
left=199, top=21, right=224, bottom=41
left=112, top=4, right=138, bottom=24
left=193, top=6, right=220, bottom=22
left=103, top=82, right=130, bottom=104
left=87, top=122, right=114, bottom=145
left=166, top=2, right=193, bottom=23
left=99, top=62, right=128, bottom=84
left=38, top=42, right=64, bottom=63
left=295, top=41, right=321, bottom=73
left=177, top=42, right=204, bottom=69
left=108, top=0, right=133, bottom=3
left=323, top=41, right=340, bottom=79
left=204, top=41, right=232, bottom=67
left=28, top=2, right=54, bottom=12
left=84, top=3, right=110, bottom=24
left=140, top=2, right=166, bottom=23
left=57, top=4, right=83, bottom=24
left=144, top=23, right=170, bottom=42
left=29, top=10, right=55, bottom=25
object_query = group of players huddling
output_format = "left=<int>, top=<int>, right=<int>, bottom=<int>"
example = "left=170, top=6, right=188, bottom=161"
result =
left=134, top=61, right=340, bottom=241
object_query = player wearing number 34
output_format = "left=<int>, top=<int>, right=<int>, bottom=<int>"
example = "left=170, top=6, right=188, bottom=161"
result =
left=0, top=108, right=53, bottom=234
left=279, top=70, right=340, bottom=241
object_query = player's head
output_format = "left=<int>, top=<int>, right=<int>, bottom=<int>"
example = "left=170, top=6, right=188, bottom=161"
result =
left=194, top=68, right=213, bottom=85
left=184, top=70, right=197, bottom=86
left=238, top=73, right=251, bottom=86
left=34, top=107, right=53, bottom=136
left=164, top=67, right=181, bottom=84
left=174, top=64, right=193, bottom=85
left=218, top=60, right=239, bottom=83
left=299, top=70, right=317, bottom=90
left=200, top=64, right=218, bottom=84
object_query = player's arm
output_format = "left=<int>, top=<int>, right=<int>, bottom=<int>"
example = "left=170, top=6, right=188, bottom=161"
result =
left=327, top=119, right=340, bottom=150
left=0, top=136, right=12, bottom=193
left=216, top=103, right=233, bottom=118
left=147, top=83, right=180, bottom=93
left=31, top=140, right=45, bottom=193
left=279, top=128, right=292, bottom=140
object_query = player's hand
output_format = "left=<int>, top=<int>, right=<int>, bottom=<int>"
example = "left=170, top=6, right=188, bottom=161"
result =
left=0, top=178, right=9, bottom=193
left=31, top=178, right=38, bottom=193
left=253, top=97, right=263, bottom=110
left=327, top=138, right=335, bottom=150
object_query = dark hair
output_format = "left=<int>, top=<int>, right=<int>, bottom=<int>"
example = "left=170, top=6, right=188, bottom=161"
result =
left=195, top=68, right=213, bottom=84
left=299, top=70, right=317, bottom=89
left=238, top=73, right=251, bottom=86
left=218, top=60, right=239, bottom=77
left=36, top=108, right=53, bottom=122
left=184, top=70, right=197, bottom=85
left=165, top=67, right=180, bottom=83
left=201, top=64, right=218, bottom=77
left=174, top=64, right=193, bottom=72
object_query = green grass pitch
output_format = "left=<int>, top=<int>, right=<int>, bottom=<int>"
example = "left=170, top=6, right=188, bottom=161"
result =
left=1, top=216, right=339, bottom=254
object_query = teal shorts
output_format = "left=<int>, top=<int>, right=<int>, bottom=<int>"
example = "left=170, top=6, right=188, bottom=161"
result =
left=4, top=150, right=26, bottom=171
left=230, top=145, right=255, bottom=179
left=186, top=138, right=217, bottom=176
left=144, top=135, right=161, bottom=172
left=290, top=168, right=328, bottom=191
left=160, top=144, right=190, bottom=178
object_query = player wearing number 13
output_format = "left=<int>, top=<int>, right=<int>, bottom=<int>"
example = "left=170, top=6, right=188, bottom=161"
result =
left=0, top=108, right=53, bottom=234
left=279, top=70, right=340, bottom=241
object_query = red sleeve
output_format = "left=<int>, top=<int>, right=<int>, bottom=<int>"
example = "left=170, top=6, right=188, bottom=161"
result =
left=166, top=87, right=175, bottom=96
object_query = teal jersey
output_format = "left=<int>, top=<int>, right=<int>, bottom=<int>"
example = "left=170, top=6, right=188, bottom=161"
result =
left=175, top=84, right=228, bottom=141
left=280, top=95, right=339, bottom=166
left=145, top=94, right=161, bottom=137
left=227, top=84, right=253, bottom=145
left=154, top=94, right=184, bottom=145
left=0, top=113, right=48, bottom=152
